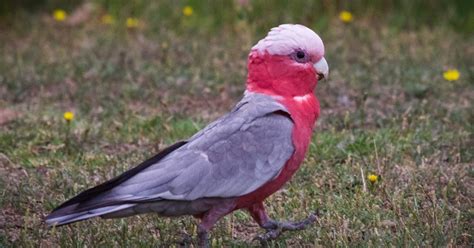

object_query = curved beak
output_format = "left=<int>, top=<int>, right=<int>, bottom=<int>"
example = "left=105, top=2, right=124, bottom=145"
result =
left=313, top=57, right=329, bottom=81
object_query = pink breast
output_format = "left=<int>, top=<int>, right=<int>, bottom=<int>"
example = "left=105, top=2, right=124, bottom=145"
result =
left=235, top=96, right=319, bottom=209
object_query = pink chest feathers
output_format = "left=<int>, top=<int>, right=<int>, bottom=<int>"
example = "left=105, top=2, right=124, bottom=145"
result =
left=235, top=95, right=319, bottom=208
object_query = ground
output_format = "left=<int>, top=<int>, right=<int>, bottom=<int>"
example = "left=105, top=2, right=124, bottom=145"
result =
left=0, top=2, right=473, bottom=247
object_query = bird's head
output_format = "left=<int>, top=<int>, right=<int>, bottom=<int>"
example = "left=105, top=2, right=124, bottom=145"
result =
left=246, top=24, right=328, bottom=98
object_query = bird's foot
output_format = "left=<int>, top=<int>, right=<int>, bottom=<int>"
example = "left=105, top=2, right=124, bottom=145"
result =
left=197, top=225, right=210, bottom=248
left=177, top=232, right=192, bottom=248
left=253, top=212, right=318, bottom=245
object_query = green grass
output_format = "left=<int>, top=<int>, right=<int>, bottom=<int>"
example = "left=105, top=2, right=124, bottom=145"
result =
left=0, top=1, right=473, bottom=247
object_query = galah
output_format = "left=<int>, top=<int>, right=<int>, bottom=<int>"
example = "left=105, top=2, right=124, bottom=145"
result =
left=46, top=24, right=329, bottom=246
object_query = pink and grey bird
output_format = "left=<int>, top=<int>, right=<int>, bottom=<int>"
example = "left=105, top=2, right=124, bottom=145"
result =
left=46, top=24, right=329, bottom=246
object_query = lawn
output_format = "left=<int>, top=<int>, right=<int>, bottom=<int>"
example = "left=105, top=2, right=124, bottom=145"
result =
left=0, top=1, right=473, bottom=247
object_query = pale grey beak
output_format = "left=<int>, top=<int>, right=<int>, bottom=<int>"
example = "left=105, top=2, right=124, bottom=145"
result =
left=313, top=57, right=329, bottom=80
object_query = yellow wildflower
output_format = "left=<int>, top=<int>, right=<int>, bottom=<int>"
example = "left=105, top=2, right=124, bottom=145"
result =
left=53, top=9, right=67, bottom=22
left=126, top=17, right=139, bottom=28
left=339, top=11, right=353, bottom=23
left=368, top=174, right=378, bottom=183
left=101, top=14, right=115, bottom=25
left=443, top=69, right=460, bottom=81
left=63, top=111, right=74, bottom=122
left=183, top=6, right=194, bottom=17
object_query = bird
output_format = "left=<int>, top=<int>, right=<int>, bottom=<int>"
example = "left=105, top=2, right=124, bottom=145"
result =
left=45, top=23, right=329, bottom=247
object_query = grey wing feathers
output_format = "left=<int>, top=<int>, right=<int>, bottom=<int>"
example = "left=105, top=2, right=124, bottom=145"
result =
left=108, top=93, right=295, bottom=201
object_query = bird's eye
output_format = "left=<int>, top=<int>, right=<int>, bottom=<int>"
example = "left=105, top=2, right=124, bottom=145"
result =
left=292, top=50, right=309, bottom=63
left=296, top=51, right=305, bottom=59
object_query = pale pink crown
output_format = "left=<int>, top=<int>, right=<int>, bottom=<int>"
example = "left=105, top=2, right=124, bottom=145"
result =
left=252, top=24, right=325, bottom=59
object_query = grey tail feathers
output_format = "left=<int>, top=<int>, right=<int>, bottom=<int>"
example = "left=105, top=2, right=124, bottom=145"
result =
left=45, top=203, right=136, bottom=227
left=44, top=141, right=187, bottom=227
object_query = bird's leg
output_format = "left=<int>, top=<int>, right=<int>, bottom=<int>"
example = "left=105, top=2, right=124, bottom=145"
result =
left=247, top=202, right=318, bottom=243
left=196, top=200, right=236, bottom=248
left=197, top=224, right=210, bottom=248
left=177, top=230, right=193, bottom=247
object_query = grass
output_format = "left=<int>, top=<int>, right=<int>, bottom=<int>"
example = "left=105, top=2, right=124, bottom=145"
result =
left=0, top=1, right=473, bottom=247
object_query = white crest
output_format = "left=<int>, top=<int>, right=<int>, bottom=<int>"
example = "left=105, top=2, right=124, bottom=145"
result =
left=252, top=24, right=324, bottom=58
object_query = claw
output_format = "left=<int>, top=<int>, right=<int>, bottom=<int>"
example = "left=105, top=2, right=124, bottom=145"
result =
left=178, top=232, right=192, bottom=247
left=253, top=228, right=282, bottom=246
left=253, top=211, right=319, bottom=245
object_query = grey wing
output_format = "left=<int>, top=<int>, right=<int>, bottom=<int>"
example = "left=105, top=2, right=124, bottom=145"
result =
left=106, top=94, right=295, bottom=202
